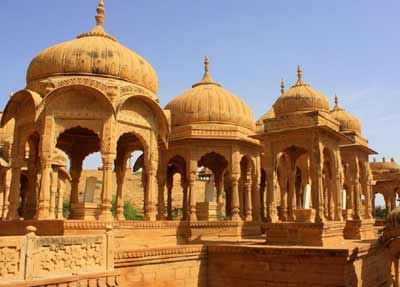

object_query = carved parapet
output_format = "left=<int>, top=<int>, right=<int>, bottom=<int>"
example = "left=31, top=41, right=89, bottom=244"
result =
left=0, top=225, right=115, bottom=285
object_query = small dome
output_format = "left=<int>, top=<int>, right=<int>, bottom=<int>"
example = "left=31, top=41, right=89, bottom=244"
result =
left=26, top=1, right=158, bottom=95
left=165, top=57, right=255, bottom=132
left=256, top=108, right=275, bottom=125
left=330, top=96, right=362, bottom=133
left=273, top=66, right=330, bottom=117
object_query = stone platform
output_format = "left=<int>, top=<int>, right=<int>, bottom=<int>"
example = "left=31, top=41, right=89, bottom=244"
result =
left=0, top=219, right=263, bottom=250
left=344, top=219, right=376, bottom=240
left=264, top=221, right=346, bottom=246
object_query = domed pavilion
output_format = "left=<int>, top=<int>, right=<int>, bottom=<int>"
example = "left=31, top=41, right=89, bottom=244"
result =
left=330, top=96, right=376, bottom=221
left=256, top=66, right=352, bottom=224
left=1, top=0, right=169, bottom=221
left=163, top=57, right=262, bottom=222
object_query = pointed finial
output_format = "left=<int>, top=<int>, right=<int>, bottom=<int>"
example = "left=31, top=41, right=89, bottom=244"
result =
left=334, top=94, right=339, bottom=107
left=297, top=65, right=302, bottom=81
left=280, top=78, right=285, bottom=95
left=204, top=56, right=209, bottom=73
left=192, top=55, right=221, bottom=87
left=293, top=65, right=306, bottom=86
left=95, top=0, right=105, bottom=26
left=391, top=158, right=395, bottom=163
left=383, top=157, right=386, bottom=163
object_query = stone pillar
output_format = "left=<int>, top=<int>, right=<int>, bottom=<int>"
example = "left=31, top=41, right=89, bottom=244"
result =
left=182, top=180, right=188, bottom=220
left=334, top=151, right=343, bottom=221
left=99, top=153, right=115, bottom=221
left=157, top=171, right=166, bottom=221
left=310, top=139, right=324, bottom=223
left=144, top=158, right=157, bottom=221
left=70, top=155, right=84, bottom=206
left=115, top=157, right=127, bottom=221
left=56, top=178, right=65, bottom=219
left=244, top=171, right=253, bottom=221
left=166, top=174, right=173, bottom=220
left=188, top=160, right=197, bottom=221
left=231, top=173, right=241, bottom=221
left=24, top=151, right=38, bottom=219
left=215, top=173, right=224, bottom=220
left=287, top=168, right=296, bottom=221
left=35, top=160, right=52, bottom=220
left=279, top=176, right=288, bottom=221
left=363, top=166, right=373, bottom=219
left=352, top=177, right=361, bottom=220
left=265, top=157, right=278, bottom=222
left=2, top=169, right=11, bottom=219
left=48, top=167, right=58, bottom=219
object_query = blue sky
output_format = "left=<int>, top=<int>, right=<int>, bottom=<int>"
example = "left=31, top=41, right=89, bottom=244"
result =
left=0, top=0, right=399, bottom=165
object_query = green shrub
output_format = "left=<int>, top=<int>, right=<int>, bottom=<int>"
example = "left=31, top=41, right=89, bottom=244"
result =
left=375, top=206, right=387, bottom=221
left=62, top=200, right=70, bottom=219
left=111, top=195, right=143, bottom=220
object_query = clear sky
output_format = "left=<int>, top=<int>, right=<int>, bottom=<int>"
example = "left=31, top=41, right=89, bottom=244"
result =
left=0, top=0, right=399, bottom=164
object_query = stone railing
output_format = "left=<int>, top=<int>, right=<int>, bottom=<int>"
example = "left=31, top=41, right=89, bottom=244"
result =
left=0, top=225, right=114, bottom=286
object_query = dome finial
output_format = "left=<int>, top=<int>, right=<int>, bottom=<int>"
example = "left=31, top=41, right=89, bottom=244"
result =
left=294, top=65, right=305, bottom=86
left=201, top=55, right=213, bottom=82
left=95, top=0, right=105, bottom=26
left=280, top=78, right=285, bottom=95
left=334, top=94, right=339, bottom=108
left=192, top=55, right=221, bottom=87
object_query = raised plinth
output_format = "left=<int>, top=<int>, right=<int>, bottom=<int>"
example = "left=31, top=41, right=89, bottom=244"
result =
left=264, top=221, right=345, bottom=246
left=70, top=202, right=101, bottom=220
left=344, top=219, right=376, bottom=240
left=196, top=202, right=218, bottom=221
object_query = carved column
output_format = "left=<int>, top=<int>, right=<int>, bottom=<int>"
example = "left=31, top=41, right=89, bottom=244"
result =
left=352, top=177, right=361, bottom=220
left=99, top=153, right=116, bottom=221
left=231, top=149, right=241, bottom=222
left=115, top=155, right=128, bottom=221
left=231, top=173, right=241, bottom=222
left=2, top=169, right=11, bottom=219
left=334, top=151, right=343, bottom=221
left=56, top=178, right=65, bottom=219
left=363, top=164, right=373, bottom=219
left=310, top=137, right=324, bottom=223
left=265, top=153, right=278, bottom=222
left=287, top=168, right=296, bottom=222
left=182, top=179, right=188, bottom=220
left=215, top=172, right=224, bottom=220
left=244, top=170, right=253, bottom=221
left=25, top=146, right=38, bottom=219
left=156, top=169, right=166, bottom=221
left=166, top=173, right=173, bottom=220
left=69, top=155, right=84, bottom=206
left=188, top=160, right=197, bottom=221
left=36, top=159, right=52, bottom=220
left=144, top=155, right=158, bottom=221
left=48, top=167, right=58, bottom=219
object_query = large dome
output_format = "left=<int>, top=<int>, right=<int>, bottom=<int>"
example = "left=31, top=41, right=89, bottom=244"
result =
left=273, top=66, right=330, bottom=117
left=26, top=1, right=158, bottom=94
left=165, top=57, right=255, bottom=131
left=330, top=96, right=361, bottom=133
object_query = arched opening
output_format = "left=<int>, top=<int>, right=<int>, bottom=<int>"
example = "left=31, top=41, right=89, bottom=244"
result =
left=114, top=132, right=146, bottom=221
left=374, top=192, right=386, bottom=220
left=56, top=126, right=101, bottom=220
left=166, top=155, right=186, bottom=220
left=196, top=152, right=228, bottom=221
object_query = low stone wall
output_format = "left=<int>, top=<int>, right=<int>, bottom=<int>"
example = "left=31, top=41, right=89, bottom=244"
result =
left=116, top=245, right=207, bottom=287
left=207, top=243, right=393, bottom=287
left=208, top=245, right=349, bottom=286
left=0, top=226, right=118, bottom=286
left=264, top=221, right=346, bottom=246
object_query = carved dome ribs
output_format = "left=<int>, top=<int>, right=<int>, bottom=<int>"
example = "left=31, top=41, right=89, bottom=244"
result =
left=165, top=57, right=255, bottom=133
left=273, top=66, right=330, bottom=117
left=26, top=0, right=158, bottom=95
